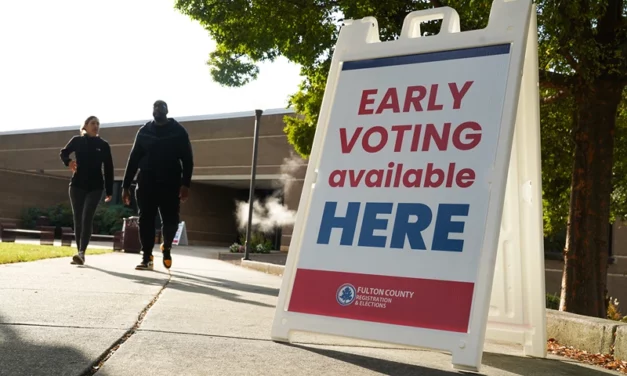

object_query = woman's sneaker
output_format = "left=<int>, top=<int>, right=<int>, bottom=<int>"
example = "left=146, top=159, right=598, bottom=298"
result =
left=71, top=253, right=85, bottom=265
left=135, top=255, right=154, bottom=271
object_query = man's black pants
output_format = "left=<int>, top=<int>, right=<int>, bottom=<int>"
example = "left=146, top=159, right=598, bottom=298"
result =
left=135, top=179, right=180, bottom=261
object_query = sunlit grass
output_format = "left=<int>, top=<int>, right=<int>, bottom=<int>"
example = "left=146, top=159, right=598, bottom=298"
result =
left=0, top=243, right=112, bottom=264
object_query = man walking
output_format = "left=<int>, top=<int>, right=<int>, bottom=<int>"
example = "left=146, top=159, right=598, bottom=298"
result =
left=122, top=100, right=194, bottom=271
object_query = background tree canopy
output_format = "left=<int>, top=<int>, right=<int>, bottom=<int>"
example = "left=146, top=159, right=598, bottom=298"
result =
left=175, top=0, right=627, bottom=316
left=542, top=91, right=627, bottom=248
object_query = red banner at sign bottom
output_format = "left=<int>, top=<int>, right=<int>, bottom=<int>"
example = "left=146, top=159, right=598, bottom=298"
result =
left=287, top=268, right=475, bottom=333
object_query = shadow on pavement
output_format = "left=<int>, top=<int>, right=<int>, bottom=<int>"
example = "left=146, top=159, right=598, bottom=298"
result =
left=174, top=270, right=279, bottom=297
left=0, top=315, right=94, bottom=376
left=148, top=246, right=285, bottom=265
left=84, top=265, right=275, bottom=308
left=287, top=344, right=613, bottom=376
left=151, top=246, right=224, bottom=260
left=286, top=344, right=459, bottom=376
left=482, top=351, right=612, bottom=376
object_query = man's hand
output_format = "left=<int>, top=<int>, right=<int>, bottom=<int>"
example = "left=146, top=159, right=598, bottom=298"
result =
left=104, top=195, right=112, bottom=203
left=179, top=186, right=189, bottom=203
left=69, top=160, right=77, bottom=173
left=122, top=188, right=131, bottom=206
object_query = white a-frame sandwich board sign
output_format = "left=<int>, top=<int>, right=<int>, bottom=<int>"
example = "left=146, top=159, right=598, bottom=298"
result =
left=271, top=0, right=546, bottom=372
left=172, top=221, right=188, bottom=246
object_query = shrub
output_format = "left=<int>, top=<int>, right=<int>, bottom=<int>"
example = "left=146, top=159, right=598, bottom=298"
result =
left=256, top=242, right=271, bottom=254
left=607, top=297, right=625, bottom=322
left=93, top=204, right=134, bottom=235
left=229, top=243, right=244, bottom=253
left=20, top=203, right=74, bottom=229
left=47, top=203, right=75, bottom=228
left=20, top=202, right=135, bottom=235
left=20, top=207, right=46, bottom=229
left=234, top=231, right=275, bottom=253
left=546, top=293, right=560, bottom=310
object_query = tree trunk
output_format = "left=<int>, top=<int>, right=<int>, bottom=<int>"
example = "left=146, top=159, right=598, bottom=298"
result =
left=560, top=79, right=624, bottom=318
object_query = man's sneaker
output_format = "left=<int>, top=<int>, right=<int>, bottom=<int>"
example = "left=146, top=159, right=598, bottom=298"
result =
left=71, top=253, right=85, bottom=265
left=161, top=244, right=172, bottom=269
left=135, top=255, right=154, bottom=271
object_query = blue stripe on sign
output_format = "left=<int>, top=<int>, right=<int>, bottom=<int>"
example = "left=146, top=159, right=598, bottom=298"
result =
left=342, top=44, right=511, bottom=71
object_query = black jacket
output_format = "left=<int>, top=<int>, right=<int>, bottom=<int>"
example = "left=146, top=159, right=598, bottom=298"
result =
left=122, top=119, right=194, bottom=189
left=59, top=135, right=114, bottom=196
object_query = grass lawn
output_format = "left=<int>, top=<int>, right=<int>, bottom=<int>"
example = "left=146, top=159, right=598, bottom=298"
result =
left=0, top=243, right=112, bottom=265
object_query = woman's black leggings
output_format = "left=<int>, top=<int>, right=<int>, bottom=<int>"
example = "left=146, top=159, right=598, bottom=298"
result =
left=69, top=187, right=102, bottom=253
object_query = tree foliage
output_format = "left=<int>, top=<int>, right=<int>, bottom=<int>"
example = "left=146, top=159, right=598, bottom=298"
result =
left=541, top=90, right=627, bottom=252
left=175, top=0, right=627, bottom=231
left=536, top=0, right=627, bottom=317
left=540, top=92, right=575, bottom=247
left=612, top=98, right=627, bottom=222
left=176, top=0, right=627, bottom=316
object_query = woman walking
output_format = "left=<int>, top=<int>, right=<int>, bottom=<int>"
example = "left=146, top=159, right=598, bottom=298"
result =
left=59, top=116, right=114, bottom=265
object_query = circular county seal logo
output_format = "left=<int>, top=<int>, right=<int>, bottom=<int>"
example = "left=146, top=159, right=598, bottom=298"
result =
left=336, top=283, right=357, bottom=306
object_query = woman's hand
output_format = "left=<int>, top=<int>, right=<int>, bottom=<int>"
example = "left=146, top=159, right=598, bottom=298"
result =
left=69, top=160, right=77, bottom=173
left=122, top=188, right=131, bottom=206
left=104, top=196, right=112, bottom=203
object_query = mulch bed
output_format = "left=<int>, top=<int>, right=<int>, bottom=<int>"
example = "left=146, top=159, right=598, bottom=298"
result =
left=548, top=338, right=627, bottom=373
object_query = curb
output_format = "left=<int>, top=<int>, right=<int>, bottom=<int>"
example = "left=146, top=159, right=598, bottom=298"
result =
left=614, top=324, right=627, bottom=361
left=239, top=259, right=285, bottom=277
left=547, top=309, right=625, bottom=356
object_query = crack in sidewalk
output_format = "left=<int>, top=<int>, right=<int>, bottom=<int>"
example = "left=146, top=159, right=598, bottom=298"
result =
left=80, top=271, right=172, bottom=376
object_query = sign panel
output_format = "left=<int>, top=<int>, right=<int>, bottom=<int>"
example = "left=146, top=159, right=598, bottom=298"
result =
left=272, top=1, right=539, bottom=372
left=287, top=45, right=512, bottom=333
left=172, top=221, right=188, bottom=246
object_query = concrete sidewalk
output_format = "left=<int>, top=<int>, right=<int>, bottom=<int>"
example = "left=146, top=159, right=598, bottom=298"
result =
left=0, top=248, right=620, bottom=376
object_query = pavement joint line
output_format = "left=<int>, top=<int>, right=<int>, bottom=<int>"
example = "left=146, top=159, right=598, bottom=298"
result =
left=0, top=287, right=153, bottom=296
left=135, top=328, right=430, bottom=352
left=80, top=270, right=172, bottom=376
left=0, top=322, right=125, bottom=331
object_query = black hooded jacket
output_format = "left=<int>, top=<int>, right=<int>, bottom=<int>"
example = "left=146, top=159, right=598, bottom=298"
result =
left=59, top=135, right=114, bottom=195
left=122, top=118, right=194, bottom=189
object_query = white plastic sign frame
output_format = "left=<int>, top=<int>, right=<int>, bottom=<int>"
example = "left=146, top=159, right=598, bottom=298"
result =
left=272, top=0, right=537, bottom=372
left=484, top=5, right=547, bottom=360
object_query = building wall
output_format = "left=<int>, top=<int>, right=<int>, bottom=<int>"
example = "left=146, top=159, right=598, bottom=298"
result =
left=180, top=183, right=249, bottom=247
left=0, top=111, right=306, bottom=181
left=280, top=179, right=304, bottom=251
left=0, top=168, right=71, bottom=224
